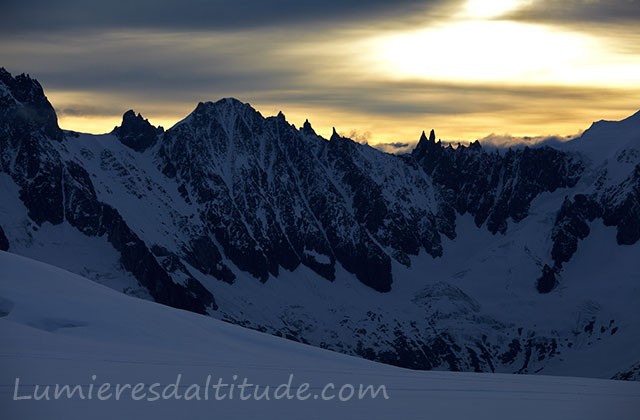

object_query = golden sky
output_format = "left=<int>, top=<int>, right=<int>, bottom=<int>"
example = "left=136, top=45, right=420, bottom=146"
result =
left=2, top=0, right=639, bottom=149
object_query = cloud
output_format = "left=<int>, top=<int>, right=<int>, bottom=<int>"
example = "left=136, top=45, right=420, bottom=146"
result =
left=0, top=0, right=443, bottom=34
left=374, top=132, right=582, bottom=155
left=373, top=130, right=590, bottom=154
left=506, top=0, right=640, bottom=24
left=373, top=142, right=413, bottom=154
left=12, top=30, right=616, bottom=119
left=57, top=106, right=117, bottom=118
left=345, top=130, right=372, bottom=144
left=496, top=0, right=640, bottom=60
left=475, top=133, right=581, bottom=149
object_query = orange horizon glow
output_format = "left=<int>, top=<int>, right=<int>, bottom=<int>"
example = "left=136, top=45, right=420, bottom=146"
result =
left=53, top=95, right=639, bottom=148
left=38, top=0, right=640, bottom=147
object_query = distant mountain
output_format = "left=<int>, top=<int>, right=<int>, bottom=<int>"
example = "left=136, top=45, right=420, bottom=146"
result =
left=1, top=68, right=639, bottom=379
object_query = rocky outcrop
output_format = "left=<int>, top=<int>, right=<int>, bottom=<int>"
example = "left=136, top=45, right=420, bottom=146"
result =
left=0, top=226, right=9, bottom=251
left=155, top=100, right=457, bottom=292
left=412, top=128, right=640, bottom=292
left=412, top=130, right=585, bottom=235
left=548, top=164, right=639, bottom=289
left=0, top=69, right=215, bottom=314
left=551, top=194, right=602, bottom=268
left=602, top=163, right=640, bottom=245
left=0, top=68, right=63, bottom=142
left=112, top=110, right=163, bottom=152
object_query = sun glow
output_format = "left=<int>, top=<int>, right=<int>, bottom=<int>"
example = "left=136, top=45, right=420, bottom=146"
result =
left=372, top=21, right=591, bottom=84
left=366, top=0, right=640, bottom=88
left=371, top=17, right=640, bottom=88
left=462, top=0, right=531, bottom=19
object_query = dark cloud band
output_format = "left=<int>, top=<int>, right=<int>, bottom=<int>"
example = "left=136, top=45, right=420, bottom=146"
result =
left=1, top=0, right=438, bottom=33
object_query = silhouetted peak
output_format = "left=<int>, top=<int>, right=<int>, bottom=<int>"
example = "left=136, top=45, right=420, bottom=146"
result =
left=412, top=128, right=440, bottom=158
left=216, top=98, right=258, bottom=115
left=194, top=101, right=207, bottom=114
left=419, top=130, right=428, bottom=143
left=0, top=68, right=39, bottom=98
left=121, top=109, right=141, bottom=124
left=0, top=67, right=12, bottom=84
left=112, top=110, right=163, bottom=152
left=301, top=119, right=317, bottom=136
left=190, top=98, right=259, bottom=122
left=429, top=129, right=436, bottom=143
left=628, top=108, right=640, bottom=122
left=0, top=67, right=63, bottom=141
left=217, top=97, right=246, bottom=107
left=115, top=109, right=151, bottom=130
left=330, top=127, right=341, bottom=141
left=469, top=140, right=482, bottom=150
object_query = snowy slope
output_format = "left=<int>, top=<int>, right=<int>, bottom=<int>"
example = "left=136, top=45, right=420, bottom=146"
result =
left=1, top=251, right=639, bottom=420
left=1, top=68, right=639, bottom=379
left=562, top=110, right=640, bottom=163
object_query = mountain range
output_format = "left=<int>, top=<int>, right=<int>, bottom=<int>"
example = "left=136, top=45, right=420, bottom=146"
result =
left=1, top=68, right=639, bottom=379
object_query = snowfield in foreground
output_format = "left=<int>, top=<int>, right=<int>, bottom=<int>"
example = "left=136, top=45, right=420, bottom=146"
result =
left=1, top=252, right=638, bottom=419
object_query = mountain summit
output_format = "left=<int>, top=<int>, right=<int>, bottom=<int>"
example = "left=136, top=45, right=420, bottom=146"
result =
left=112, top=110, right=164, bottom=152
left=1, top=69, right=639, bottom=379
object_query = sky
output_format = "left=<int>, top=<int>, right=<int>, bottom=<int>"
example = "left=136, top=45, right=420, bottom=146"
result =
left=2, top=0, right=640, bottom=150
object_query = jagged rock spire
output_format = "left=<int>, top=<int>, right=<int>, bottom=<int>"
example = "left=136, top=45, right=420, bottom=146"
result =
left=112, top=110, right=164, bottom=152
left=413, top=128, right=438, bottom=158
left=0, top=68, right=63, bottom=141
left=469, top=140, right=482, bottom=150
left=301, top=119, right=317, bottom=136
left=419, top=130, right=428, bottom=143
left=330, top=127, right=340, bottom=141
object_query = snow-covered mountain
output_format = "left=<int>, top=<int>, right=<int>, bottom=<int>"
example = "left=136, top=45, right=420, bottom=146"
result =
left=1, top=68, right=639, bottom=379
left=3, top=251, right=638, bottom=419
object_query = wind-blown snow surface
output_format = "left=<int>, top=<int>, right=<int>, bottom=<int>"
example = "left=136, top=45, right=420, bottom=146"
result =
left=1, top=252, right=638, bottom=420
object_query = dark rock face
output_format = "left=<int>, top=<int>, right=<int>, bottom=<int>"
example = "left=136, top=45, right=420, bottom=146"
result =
left=411, top=130, right=640, bottom=292
left=356, top=330, right=463, bottom=371
left=156, top=100, right=459, bottom=292
left=602, top=164, right=640, bottom=245
left=548, top=164, right=639, bottom=286
left=112, top=110, right=163, bottom=152
left=0, top=68, right=63, bottom=142
left=536, top=264, right=558, bottom=294
left=613, top=362, right=640, bottom=381
left=0, top=226, right=9, bottom=251
left=0, top=69, right=215, bottom=315
left=412, top=132, right=585, bottom=235
left=182, top=236, right=235, bottom=284
left=97, top=205, right=216, bottom=313
left=0, top=69, right=66, bottom=226
left=551, top=195, right=602, bottom=267
left=159, top=103, right=613, bottom=297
